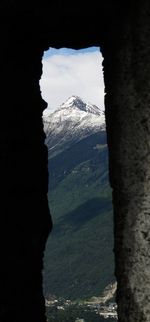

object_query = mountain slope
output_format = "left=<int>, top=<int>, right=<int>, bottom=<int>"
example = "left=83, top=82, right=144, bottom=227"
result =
left=43, top=96, right=115, bottom=300
left=48, top=131, right=107, bottom=190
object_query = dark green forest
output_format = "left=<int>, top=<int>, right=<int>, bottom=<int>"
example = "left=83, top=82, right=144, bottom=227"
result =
left=43, top=131, right=115, bottom=300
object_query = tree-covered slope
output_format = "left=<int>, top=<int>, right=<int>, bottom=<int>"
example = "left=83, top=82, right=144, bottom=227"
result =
left=43, top=131, right=115, bottom=300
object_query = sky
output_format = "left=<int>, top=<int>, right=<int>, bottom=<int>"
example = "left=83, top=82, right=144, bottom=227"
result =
left=40, top=47, right=104, bottom=113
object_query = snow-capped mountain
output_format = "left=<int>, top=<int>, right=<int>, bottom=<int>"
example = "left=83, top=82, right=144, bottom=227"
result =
left=43, top=96, right=105, bottom=158
left=59, top=96, right=103, bottom=116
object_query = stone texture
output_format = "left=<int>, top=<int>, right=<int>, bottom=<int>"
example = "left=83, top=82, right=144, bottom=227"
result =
left=101, top=1, right=150, bottom=321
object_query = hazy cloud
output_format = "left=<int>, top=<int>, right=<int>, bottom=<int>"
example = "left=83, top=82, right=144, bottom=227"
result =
left=40, top=50, right=104, bottom=112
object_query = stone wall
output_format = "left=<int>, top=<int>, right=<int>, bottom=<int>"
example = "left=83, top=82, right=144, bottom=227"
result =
left=0, top=12, right=53, bottom=322
left=102, top=2, right=150, bottom=321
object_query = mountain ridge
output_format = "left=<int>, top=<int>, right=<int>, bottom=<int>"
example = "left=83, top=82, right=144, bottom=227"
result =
left=58, top=96, right=104, bottom=116
left=43, top=95, right=105, bottom=158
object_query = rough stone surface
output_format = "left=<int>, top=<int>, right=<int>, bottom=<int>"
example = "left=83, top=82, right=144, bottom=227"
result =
left=102, top=1, right=150, bottom=321
left=1, top=0, right=150, bottom=321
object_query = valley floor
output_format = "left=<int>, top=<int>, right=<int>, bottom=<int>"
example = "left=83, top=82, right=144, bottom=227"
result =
left=45, top=296, right=118, bottom=322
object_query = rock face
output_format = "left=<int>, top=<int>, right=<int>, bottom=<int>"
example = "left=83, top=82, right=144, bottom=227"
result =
left=1, top=1, right=150, bottom=322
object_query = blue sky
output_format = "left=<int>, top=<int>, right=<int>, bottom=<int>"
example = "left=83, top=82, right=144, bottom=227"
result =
left=43, top=47, right=100, bottom=58
left=40, top=47, right=104, bottom=113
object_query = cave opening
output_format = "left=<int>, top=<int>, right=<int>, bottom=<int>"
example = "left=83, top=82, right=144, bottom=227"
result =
left=40, top=46, right=116, bottom=321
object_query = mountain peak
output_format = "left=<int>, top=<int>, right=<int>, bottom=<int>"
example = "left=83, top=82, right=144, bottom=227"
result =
left=43, top=95, right=105, bottom=158
left=59, top=95, right=103, bottom=116
left=60, top=96, right=86, bottom=111
left=61, top=95, right=81, bottom=107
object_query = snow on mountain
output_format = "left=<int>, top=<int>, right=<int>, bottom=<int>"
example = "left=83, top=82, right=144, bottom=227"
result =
left=43, top=96, right=105, bottom=158
left=59, top=95, right=103, bottom=116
